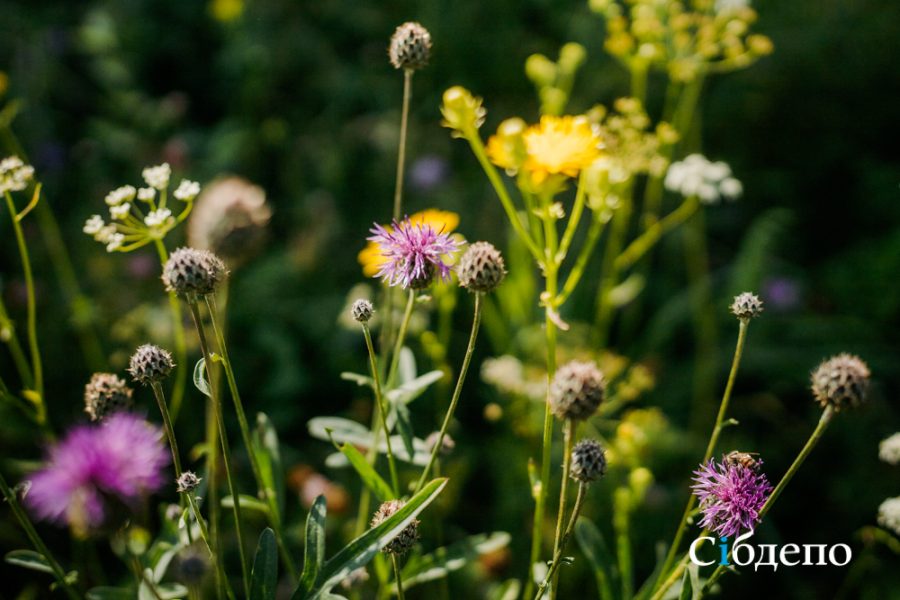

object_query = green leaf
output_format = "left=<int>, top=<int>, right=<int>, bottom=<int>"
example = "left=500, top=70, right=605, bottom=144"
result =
left=677, top=563, right=702, bottom=600
left=308, top=417, right=372, bottom=448
left=294, top=478, right=448, bottom=600
left=193, top=358, right=211, bottom=397
left=250, top=528, right=278, bottom=600
left=398, top=532, right=511, bottom=590
left=338, top=443, right=394, bottom=502
left=487, top=579, right=521, bottom=600
left=392, top=401, right=416, bottom=462
left=575, top=518, right=617, bottom=600
left=5, top=549, right=53, bottom=574
left=253, top=412, right=285, bottom=519
left=297, top=495, right=327, bottom=596
left=385, top=370, right=444, bottom=405
left=157, top=583, right=190, bottom=599
left=86, top=587, right=135, bottom=600
left=221, top=494, right=270, bottom=515
left=340, top=372, right=373, bottom=388
left=397, top=347, right=417, bottom=384
left=607, top=273, right=645, bottom=308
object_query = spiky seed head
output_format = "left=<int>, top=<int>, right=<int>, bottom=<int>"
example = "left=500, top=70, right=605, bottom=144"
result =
left=371, top=499, right=419, bottom=555
left=176, top=471, right=202, bottom=493
left=84, top=373, right=133, bottom=421
left=458, top=241, right=506, bottom=293
left=128, top=344, right=175, bottom=385
left=425, top=431, right=456, bottom=456
left=389, top=22, right=432, bottom=70
left=351, top=299, right=374, bottom=323
left=730, top=292, right=764, bottom=320
left=549, top=360, right=606, bottom=421
left=811, top=353, right=871, bottom=411
left=570, top=439, right=607, bottom=483
left=162, top=247, right=227, bottom=298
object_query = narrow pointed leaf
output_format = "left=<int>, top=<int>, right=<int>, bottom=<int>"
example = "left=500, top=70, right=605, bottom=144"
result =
left=193, top=358, right=211, bottom=398
left=338, top=443, right=394, bottom=502
left=393, top=401, right=416, bottom=461
left=385, top=370, right=444, bottom=405
left=253, top=412, right=285, bottom=518
left=297, top=495, right=327, bottom=596
left=5, top=549, right=52, bottom=574
left=250, top=528, right=278, bottom=600
left=575, top=518, right=617, bottom=600
left=398, top=532, right=511, bottom=589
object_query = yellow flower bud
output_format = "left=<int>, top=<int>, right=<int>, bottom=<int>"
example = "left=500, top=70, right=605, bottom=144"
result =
left=440, top=86, right=487, bottom=137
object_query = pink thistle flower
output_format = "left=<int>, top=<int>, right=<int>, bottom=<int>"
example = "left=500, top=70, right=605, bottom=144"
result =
left=25, top=413, right=169, bottom=536
left=691, top=456, right=772, bottom=538
left=367, top=218, right=459, bottom=289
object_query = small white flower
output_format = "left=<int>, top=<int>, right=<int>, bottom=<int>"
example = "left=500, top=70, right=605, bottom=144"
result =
left=879, top=433, right=900, bottom=466
left=173, top=179, right=201, bottom=201
left=104, top=185, right=137, bottom=206
left=105, top=233, right=125, bottom=252
left=95, top=224, right=118, bottom=243
left=137, top=187, right=156, bottom=202
left=83, top=215, right=105, bottom=235
left=664, top=153, right=742, bottom=204
left=716, top=0, right=750, bottom=14
left=109, top=202, right=131, bottom=220
left=720, top=177, right=743, bottom=199
left=877, top=496, right=900, bottom=536
left=0, top=156, right=25, bottom=171
left=142, top=163, right=171, bottom=190
left=0, top=156, right=35, bottom=193
left=144, top=208, right=173, bottom=228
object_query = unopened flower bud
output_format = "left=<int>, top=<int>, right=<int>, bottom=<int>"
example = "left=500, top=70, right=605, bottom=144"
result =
left=84, top=373, right=133, bottom=421
left=128, top=344, right=175, bottom=385
left=550, top=361, right=606, bottom=421
left=176, top=471, right=202, bottom=493
left=570, top=439, right=607, bottom=483
left=351, top=299, right=374, bottom=323
left=730, top=292, right=763, bottom=320
left=458, top=242, right=506, bottom=293
left=162, top=247, right=227, bottom=297
left=371, top=499, right=419, bottom=555
left=441, top=86, right=486, bottom=137
left=811, top=353, right=871, bottom=411
left=389, top=22, right=432, bottom=70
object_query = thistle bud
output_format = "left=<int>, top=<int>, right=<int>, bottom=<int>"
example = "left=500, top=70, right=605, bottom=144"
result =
left=128, top=344, right=175, bottom=385
left=458, top=242, right=506, bottom=293
left=176, top=471, right=202, bottom=493
left=730, top=292, right=763, bottom=320
left=570, top=439, right=607, bottom=483
left=441, top=86, right=486, bottom=137
left=371, top=499, right=419, bottom=555
left=811, top=353, right=871, bottom=411
left=162, top=247, right=227, bottom=298
left=351, top=299, right=374, bottom=323
left=84, top=373, right=133, bottom=422
left=389, top=22, right=432, bottom=70
left=550, top=361, right=606, bottom=421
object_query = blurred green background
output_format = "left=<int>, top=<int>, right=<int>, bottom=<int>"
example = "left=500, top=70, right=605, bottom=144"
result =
left=1, top=0, right=898, bottom=598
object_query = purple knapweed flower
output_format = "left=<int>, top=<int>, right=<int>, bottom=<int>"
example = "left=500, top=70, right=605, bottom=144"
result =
left=25, top=412, right=169, bottom=537
left=690, top=456, right=773, bottom=538
left=368, top=218, right=459, bottom=289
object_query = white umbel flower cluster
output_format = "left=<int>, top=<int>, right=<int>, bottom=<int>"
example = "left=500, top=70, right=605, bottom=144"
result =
left=144, top=208, right=173, bottom=228
left=664, top=153, right=742, bottom=204
left=142, top=163, right=172, bottom=190
left=0, top=156, right=35, bottom=193
left=879, top=432, right=900, bottom=466
left=105, top=185, right=136, bottom=206
left=877, top=497, right=900, bottom=536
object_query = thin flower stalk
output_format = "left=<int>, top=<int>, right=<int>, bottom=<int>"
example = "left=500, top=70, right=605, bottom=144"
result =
left=393, top=69, right=413, bottom=222
left=362, top=322, right=400, bottom=495
left=534, top=483, right=588, bottom=600
left=204, top=295, right=298, bottom=581
left=392, top=554, right=406, bottom=600
left=549, top=419, right=576, bottom=598
left=185, top=299, right=251, bottom=598
left=415, top=292, right=483, bottom=493
left=0, top=472, right=80, bottom=600
left=153, top=240, right=189, bottom=421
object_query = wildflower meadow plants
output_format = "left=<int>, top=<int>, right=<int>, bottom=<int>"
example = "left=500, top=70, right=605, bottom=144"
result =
left=0, top=2, right=892, bottom=600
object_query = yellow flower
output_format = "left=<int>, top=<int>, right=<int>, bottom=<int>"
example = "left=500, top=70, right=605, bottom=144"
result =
left=485, top=118, right=528, bottom=174
left=358, top=209, right=460, bottom=277
left=521, top=115, right=601, bottom=186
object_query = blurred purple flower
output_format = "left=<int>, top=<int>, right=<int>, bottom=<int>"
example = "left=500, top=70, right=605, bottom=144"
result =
left=368, top=218, right=459, bottom=289
left=763, top=277, right=801, bottom=311
left=26, top=413, right=169, bottom=536
left=409, top=155, right=448, bottom=192
left=126, top=253, right=157, bottom=279
left=691, top=456, right=772, bottom=538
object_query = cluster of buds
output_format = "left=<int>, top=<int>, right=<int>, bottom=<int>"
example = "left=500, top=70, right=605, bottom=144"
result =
left=83, top=163, right=200, bottom=253
left=590, top=0, right=774, bottom=82
left=0, top=156, right=34, bottom=193
left=440, top=86, right=487, bottom=138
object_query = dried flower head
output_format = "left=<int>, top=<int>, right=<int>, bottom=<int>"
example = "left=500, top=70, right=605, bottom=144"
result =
left=389, top=22, right=432, bottom=70
left=368, top=218, right=459, bottom=289
left=549, top=360, right=606, bottom=421
left=879, top=433, right=900, bottom=466
left=187, top=176, right=271, bottom=266
left=425, top=431, right=456, bottom=456
left=570, top=439, right=608, bottom=483
left=877, top=496, right=900, bottom=536
left=84, top=373, right=133, bottom=422
left=457, top=242, right=506, bottom=293
left=730, top=292, right=764, bottom=320
left=351, top=299, right=374, bottom=323
left=810, top=353, right=871, bottom=411
left=176, top=471, right=202, bottom=493
left=371, top=499, right=419, bottom=555
left=0, top=156, right=35, bottom=193
left=128, top=344, right=175, bottom=385
left=691, top=455, right=773, bottom=538
left=26, top=413, right=169, bottom=537
left=162, top=247, right=228, bottom=298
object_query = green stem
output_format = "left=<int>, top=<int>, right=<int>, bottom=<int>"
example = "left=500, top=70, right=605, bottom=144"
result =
left=549, top=419, right=576, bottom=599
left=614, top=195, right=699, bottom=271
left=414, top=293, right=483, bottom=493
left=0, top=472, right=80, bottom=600
left=150, top=382, right=184, bottom=477
left=393, top=69, right=413, bottom=222
left=186, top=298, right=251, bottom=598
left=392, top=554, right=406, bottom=600
left=205, top=295, right=298, bottom=581
left=593, top=189, right=633, bottom=347
left=630, top=60, right=649, bottom=106
left=534, top=483, right=588, bottom=600
left=613, top=489, right=633, bottom=599
left=653, top=319, right=749, bottom=592
left=556, top=176, right=587, bottom=264
left=4, top=190, right=44, bottom=423
left=363, top=323, right=400, bottom=496
left=154, top=240, right=188, bottom=421
left=0, top=296, right=34, bottom=387
left=557, top=213, right=606, bottom=306
left=386, top=290, right=416, bottom=389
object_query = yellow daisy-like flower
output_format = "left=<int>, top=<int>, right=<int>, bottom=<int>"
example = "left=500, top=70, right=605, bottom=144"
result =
left=521, top=115, right=601, bottom=185
left=358, top=209, right=460, bottom=277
